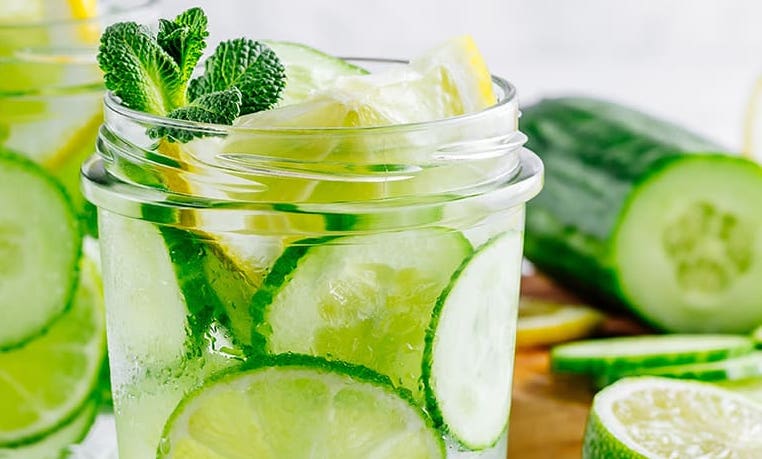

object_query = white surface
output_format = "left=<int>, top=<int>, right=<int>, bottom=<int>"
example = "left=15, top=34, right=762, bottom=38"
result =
left=155, top=0, right=762, bottom=151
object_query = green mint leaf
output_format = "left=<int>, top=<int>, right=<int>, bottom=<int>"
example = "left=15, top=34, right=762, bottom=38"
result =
left=157, top=7, right=209, bottom=84
left=149, top=88, right=242, bottom=142
left=98, top=22, right=185, bottom=115
left=187, top=38, right=286, bottom=114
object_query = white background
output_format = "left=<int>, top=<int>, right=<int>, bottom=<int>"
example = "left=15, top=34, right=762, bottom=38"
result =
left=156, top=0, right=762, bottom=151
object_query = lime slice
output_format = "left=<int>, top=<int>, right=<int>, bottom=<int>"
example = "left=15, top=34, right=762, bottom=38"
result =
left=255, top=229, right=472, bottom=401
left=0, top=399, right=97, bottom=458
left=516, top=299, right=603, bottom=347
left=583, top=377, right=762, bottom=458
left=0, top=257, right=105, bottom=445
left=158, top=355, right=445, bottom=458
left=264, top=40, right=368, bottom=106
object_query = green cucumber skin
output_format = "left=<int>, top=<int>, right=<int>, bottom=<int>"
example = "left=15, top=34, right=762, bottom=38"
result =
left=520, top=98, right=725, bottom=311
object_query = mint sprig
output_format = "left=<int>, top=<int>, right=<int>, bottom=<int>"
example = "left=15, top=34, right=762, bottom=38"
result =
left=98, top=8, right=285, bottom=142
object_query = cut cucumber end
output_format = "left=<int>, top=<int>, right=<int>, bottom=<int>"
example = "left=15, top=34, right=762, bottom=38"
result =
left=423, top=232, right=523, bottom=450
left=0, top=150, right=81, bottom=350
left=613, top=155, right=762, bottom=333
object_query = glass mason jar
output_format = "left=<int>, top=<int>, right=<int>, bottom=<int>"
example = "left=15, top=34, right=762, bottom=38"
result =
left=82, top=69, right=543, bottom=458
left=0, top=0, right=158, bottom=231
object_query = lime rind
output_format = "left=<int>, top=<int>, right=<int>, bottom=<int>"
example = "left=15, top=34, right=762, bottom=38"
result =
left=597, top=351, right=762, bottom=388
left=0, top=149, right=81, bottom=351
left=753, top=325, right=762, bottom=348
left=584, top=377, right=762, bottom=459
left=158, top=354, right=445, bottom=458
left=422, top=232, right=522, bottom=450
left=551, top=335, right=754, bottom=375
left=0, top=256, right=104, bottom=446
left=0, top=399, right=98, bottom=458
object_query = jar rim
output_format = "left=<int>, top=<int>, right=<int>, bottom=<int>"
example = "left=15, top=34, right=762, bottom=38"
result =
left=103, top=66, right=518, bottom=135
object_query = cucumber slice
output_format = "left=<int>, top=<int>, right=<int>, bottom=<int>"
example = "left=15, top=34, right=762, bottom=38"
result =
left=597, top=352, right=762, bottom=387
left=99, top=211, right=189, bottom=369
left=158, top=354, right=445, bottom=458
left=264, top=40, right=369, bottom=106
left=254, top=229, right=472, bottom=400
left=0, top=399, right=97, bottom=459
left=0, top=256, right=104, bottom=446
left=551, top=335, right=754, bottom=375
left=423, top=232, right=523, bottom=450
left=614, top=156, right=762, bottom=333
left=0, top=150, right=81, bottom=349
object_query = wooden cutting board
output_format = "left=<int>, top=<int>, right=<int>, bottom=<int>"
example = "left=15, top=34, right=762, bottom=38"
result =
left=506, top=275, right=650, bottom=459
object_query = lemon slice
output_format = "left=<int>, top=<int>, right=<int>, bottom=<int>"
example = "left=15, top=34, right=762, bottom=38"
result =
left=232, top=35, right=495, bottom=131
left=584, top=377, right=762, bottom=458
left=743, top=76, right=762, bottom=163
left=223, top=35, right=498, bottom=204
left=516, top=299, right=603, bottom=347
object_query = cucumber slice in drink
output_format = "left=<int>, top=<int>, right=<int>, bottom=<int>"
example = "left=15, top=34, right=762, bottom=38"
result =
left=583, top=377, right=762, bottom=458
left=598, top=352, right=762, bottom=388
left=0, top=399, right=97, bottom=459
left=264, top=40, right=369, bottom=106
left=99, top=211, right=189, bottom=368
left=0, top=256, right=104, bottom=446
left=0, top=150, right=81, bottom=350
left=158, top=355, right=445, bottom=458
left=551, top=335, right=754, bottom=376
left=422, top=232, right=523, bottom=450
left=254, top=229, right=472, bottom=400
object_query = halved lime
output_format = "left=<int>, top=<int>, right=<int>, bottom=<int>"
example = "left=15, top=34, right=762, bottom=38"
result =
left=583, top=377, right=762, bottom=458
left=717, top=377, right=762, bottom=403
left=0, top=257, right=105, bottom=445
left=0, top=399, right=97, bottom=458
left=516, top=299, right=603, bottom=347
left=158, top=355, right=444, bottom=458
